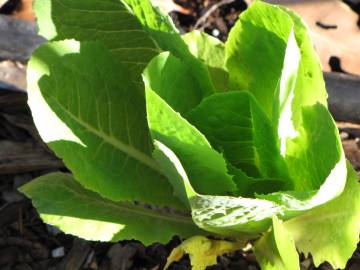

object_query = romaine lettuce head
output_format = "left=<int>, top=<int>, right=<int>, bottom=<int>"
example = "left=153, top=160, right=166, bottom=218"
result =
left=20, top=1, right=359, bottom=269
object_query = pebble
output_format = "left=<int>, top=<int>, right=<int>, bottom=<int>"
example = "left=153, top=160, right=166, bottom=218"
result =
left=212, top=29, right=220, bottom=37
left=340, top=131, right=349, bottom=140
left=300, top=258, right=312, bottom=270
left=51, top=247, right=65, bottom=258
left=46, top=225, right=62, bottom=236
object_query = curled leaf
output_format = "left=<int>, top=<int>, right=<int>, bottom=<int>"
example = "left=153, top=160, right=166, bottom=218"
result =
left=165, top=236, right=245, bottom=270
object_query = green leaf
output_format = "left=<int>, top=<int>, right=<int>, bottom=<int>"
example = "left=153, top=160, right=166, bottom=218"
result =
left=146, top=88, right=237, bottom=196
left=28, top=3, right=357, bottom=268
left=190, top=194, right=284, bottom=237
left=279, top=7, right=327, bottom=128
left=153, top=141, right=285, bottom=237
left=183, top=31, right=225, bottom=69
left=284, top=163, right=360, bottom=269
left=257, top=104, right=347, bottom=216
left=124, top=2, right=217, bottom=109
left=153, top=141, right=197, bottom=208
left=225, top=1, right=294, bottom=118
left=35, top=0, right=160, bottom=76
left=187, top=91, right=290, bottom=186
left=254, top=216, right=300, bottom=270
left=33, top=0, right=56, bottom=39
left=124, top=0, right=216, bottom=95
left=35, top=0, right=215, bottom=109
left=19, top=173, right=202, bottom=245
left=285, top=103, right=344, bottom=192
left=27, top=40, right=183, bottom=209
left=123, top=0, right=186, bottom=57
left=143, top=52, right=205, bottom=115
left=153, top=137, right=349, bottom=239
left=224, top=1, right=327, bottom=155
left=273, top=28, right=300, bottom=155
left=183, top=31, right=228, bottom=91
left=229, top=165, right=289, bottom=198
left=123, top=0, right=178, bottom=34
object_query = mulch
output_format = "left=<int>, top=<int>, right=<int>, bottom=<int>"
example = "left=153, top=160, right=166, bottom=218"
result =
left=0, top=0, right=360, bottom=269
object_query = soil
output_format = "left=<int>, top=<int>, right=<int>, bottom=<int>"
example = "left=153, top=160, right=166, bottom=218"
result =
left=170, top=0, right=248, bottom=41
left=0, top=1, right=360, bottom=270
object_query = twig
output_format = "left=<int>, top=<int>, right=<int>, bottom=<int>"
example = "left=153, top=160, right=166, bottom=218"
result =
left=194, top=0, right=235, bottom=29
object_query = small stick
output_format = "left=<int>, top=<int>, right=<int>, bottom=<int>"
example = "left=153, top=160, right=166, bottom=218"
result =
left=18, top=206, right=23, bottom=235
left=194, top=0, right=235, bottom=29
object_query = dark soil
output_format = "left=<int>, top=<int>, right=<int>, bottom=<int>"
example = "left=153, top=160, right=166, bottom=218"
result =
left=1, top=1, right=360, bottom=270
left=171, top=0, right=247, bottom=41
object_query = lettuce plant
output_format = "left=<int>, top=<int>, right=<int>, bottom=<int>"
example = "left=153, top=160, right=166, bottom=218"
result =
left=21, top=0, right=360, bottom=269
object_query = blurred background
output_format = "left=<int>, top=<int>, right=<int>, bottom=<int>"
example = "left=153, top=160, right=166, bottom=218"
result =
left=0, top=0, right=359, bottom=269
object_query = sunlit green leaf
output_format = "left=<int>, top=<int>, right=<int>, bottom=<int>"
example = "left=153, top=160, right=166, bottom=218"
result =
left=20, top=173, right=202, bottom=245
left=254, top=216, right=300, bottom=270
left=285, top=163, right=360, bottom=269
left=183, top=31, right=228, bottom=91
left=226, top=1, right=294, bottom=119
left=27, top=40, right=183, bottom=208
left=146, top=89, right=237, bottom=196
left=188, top=91, right=290, bottom=186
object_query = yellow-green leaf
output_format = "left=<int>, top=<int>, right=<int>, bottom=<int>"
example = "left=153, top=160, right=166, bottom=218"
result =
left=165, top=236, right=245, bottom=270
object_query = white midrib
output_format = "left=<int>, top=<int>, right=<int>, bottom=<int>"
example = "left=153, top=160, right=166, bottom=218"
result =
left=48, top=95, right=162, bottom=173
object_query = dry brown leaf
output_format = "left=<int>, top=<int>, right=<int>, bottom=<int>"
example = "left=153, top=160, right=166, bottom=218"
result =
left=1, top=0, right=35, bottom=21
left=246, top=0, right=360, bottom=75
left=13, top=0, right=35, bottom=21
left=151, top=0, right=190, bottom=14
left=342, top=139, right=360, bottom=168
